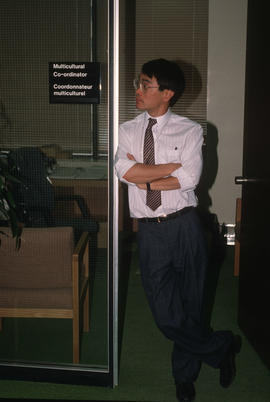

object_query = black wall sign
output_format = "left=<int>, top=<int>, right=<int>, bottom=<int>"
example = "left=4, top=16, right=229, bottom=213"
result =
left=49, top=62, right=100, bottom=104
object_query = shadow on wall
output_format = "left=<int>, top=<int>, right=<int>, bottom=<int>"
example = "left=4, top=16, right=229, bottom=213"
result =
left=174, top=58, right=202, bottom=110
left=196, top=122, right=219, bottom=213
left=173, top=59, right=220, bottom=217
left=197, top=123, right=228, bottom=332
left=173, top=60, right=226, bottom=331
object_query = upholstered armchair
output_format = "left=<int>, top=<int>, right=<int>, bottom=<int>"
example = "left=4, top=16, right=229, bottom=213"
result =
left=0, top=226, right=90, bottom=364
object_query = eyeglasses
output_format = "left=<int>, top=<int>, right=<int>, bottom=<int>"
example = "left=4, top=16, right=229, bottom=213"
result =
left=133, top=78, right=159, bottom=93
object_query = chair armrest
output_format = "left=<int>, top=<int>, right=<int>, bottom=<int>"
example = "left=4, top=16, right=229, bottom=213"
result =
left=73, top=231, right=90, bottom=257
left=72, top=232, right=90, bottom=302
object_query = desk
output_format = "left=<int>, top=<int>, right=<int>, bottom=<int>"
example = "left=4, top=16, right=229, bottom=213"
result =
left=50, top=161, right=130, bottom=247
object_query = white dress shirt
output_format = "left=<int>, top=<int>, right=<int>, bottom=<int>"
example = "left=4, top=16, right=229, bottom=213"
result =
left=115, top=109, right=203, bottom=218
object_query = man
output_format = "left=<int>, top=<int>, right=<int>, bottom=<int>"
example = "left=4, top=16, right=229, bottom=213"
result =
left=115, top=58, right=241, bottom=402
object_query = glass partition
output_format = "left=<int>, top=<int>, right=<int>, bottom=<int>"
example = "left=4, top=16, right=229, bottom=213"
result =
left=0, top=0, right=118, bottom=386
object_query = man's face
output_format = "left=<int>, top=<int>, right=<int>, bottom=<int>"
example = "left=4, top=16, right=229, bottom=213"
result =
left=135, top=73, right=172, bottom=117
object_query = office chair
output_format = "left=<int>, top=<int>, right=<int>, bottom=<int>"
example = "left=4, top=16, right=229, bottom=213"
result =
left=7, top=146, right=98, bottom=236
left=0, top=226, right=90, bottom=364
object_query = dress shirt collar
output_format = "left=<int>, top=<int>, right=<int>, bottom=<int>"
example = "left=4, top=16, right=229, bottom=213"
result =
left=145, top=109, right=172, bottom=133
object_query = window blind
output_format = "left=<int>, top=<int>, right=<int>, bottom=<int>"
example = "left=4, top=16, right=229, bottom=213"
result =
left=0, top=0, right=104, bottom=156
left=0, top=0, right=208, bottom=156
left=119, top=0, right=209, bottom=135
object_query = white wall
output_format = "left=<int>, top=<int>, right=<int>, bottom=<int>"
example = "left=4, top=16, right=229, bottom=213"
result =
left=207, top=0, right=248, bottom=224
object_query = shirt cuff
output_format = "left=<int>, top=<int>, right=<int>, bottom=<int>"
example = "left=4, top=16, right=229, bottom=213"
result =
left=115, top=159, right=137, bottom=185
left=171, top=166, right=196, bottom=192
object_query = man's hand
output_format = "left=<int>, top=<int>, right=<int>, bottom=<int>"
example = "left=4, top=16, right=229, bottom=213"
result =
left=127, top=153, right=136, bottom=161
left=136, top=183, right=147, bottom=190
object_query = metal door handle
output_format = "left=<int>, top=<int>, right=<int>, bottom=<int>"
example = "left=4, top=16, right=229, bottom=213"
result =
left=235, top=176, right=270, bottom=184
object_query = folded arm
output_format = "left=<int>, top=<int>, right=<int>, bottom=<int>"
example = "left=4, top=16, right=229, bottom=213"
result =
left=123, top=161, right=181, bottom=184
left=123, top=153, right=181, bottom=190
left=137, top=176, right=180, bottom=191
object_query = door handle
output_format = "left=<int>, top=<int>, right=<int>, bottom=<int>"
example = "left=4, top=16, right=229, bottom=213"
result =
left=235, top=176, right=270, bottom=184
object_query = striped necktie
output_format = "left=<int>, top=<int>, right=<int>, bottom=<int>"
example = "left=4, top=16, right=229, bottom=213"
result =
left=143, top=118, right=161, bottom=211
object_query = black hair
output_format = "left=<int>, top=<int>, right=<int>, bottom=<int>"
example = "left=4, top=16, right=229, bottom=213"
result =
left=141, top=58, right=185, bottom=107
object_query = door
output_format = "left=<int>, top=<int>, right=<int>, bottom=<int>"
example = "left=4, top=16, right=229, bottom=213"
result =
left=236, top=0, right=270, bottom=369
left=0, top=0, right=119, bottom=387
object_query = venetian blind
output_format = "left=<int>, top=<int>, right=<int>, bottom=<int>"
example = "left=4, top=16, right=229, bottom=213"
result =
left=0, top=0, right=109, bottom=156
left=119, top=0, right=209, bottom=135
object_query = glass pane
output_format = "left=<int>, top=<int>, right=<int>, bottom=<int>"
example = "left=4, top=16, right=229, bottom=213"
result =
left=0, top=0, right=109, bottom=370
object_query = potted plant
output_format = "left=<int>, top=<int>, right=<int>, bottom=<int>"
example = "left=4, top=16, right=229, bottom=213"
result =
left=0, top=156, right=22, bottom=247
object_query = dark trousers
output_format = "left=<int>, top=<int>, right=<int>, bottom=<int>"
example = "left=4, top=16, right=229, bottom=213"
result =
left=137, top=208, right=232, bottom=383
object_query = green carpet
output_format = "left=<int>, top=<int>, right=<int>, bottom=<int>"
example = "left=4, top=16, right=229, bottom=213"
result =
left=0, top=244, right=269, bottom=401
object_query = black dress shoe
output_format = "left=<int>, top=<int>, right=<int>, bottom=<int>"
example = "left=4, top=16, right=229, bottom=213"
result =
left=219, top=334, right=242, bottom=388
left=176, top=382, right=195, bottom=401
